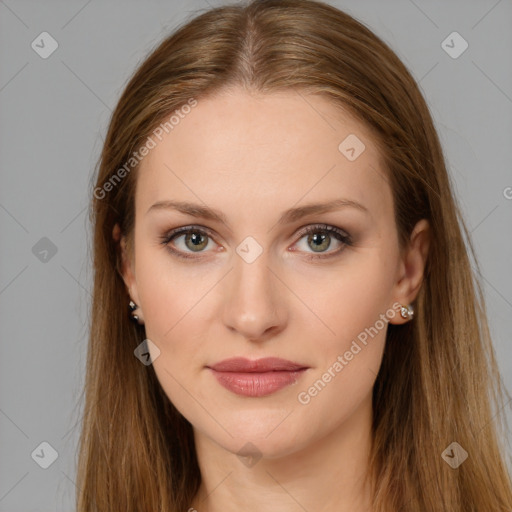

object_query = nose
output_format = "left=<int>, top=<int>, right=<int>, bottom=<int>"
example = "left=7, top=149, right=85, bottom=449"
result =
left=221, top=251, right=287, bottom=343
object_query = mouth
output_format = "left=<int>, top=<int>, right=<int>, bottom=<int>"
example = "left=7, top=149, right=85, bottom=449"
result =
left=206, top=357, right=309, bottom=397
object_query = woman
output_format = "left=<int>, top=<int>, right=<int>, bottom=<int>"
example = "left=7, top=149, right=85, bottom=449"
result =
left=78, top=0, right=512, bottom=510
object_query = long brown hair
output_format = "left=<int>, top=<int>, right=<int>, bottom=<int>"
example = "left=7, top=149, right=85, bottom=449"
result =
left=77, top=0, right=512, bottom=510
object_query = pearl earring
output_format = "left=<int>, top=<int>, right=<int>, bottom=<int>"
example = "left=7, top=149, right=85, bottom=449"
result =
left=129, top=300, right=142, bottom=324
left=400, top=304, right=414, bottom=321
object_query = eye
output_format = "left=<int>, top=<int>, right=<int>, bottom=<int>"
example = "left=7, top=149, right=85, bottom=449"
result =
left=160, top=226, right=218, bottom=260
left=160, top=223, right=352, bottom=260
left=292, top=224, right=352, bottom=260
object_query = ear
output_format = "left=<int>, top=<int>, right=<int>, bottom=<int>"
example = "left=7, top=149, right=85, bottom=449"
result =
left=112, top=223, right=141, bottom=306
left=388, top=219, right=430, bottom=325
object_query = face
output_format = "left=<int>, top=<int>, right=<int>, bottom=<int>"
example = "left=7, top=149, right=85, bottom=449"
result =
left=118, top=88, right=429, bottom=458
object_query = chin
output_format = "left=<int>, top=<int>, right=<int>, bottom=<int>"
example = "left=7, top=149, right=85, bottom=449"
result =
left=195, top=412, right=316, bottom=461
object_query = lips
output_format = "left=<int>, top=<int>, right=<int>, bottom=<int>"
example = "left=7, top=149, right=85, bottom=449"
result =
left=208, top=357, right=307, bottom=373
left=207, top=357, right=309, bottom=397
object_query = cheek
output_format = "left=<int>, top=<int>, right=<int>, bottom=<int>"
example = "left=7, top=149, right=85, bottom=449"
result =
left=291, top=260, right=395, bottom=434
left=135, top=256, right=208, bottom=414
left=134, top=244, right=187, bottom=341
left=291, top=250, right=397, bottom=407
left=134, top=245, right=223, bottom=383
left=297, top=251, right=397, bottom=349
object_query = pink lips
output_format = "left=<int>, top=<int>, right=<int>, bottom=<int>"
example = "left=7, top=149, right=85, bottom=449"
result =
left=207, top=357, right=308, bottom=397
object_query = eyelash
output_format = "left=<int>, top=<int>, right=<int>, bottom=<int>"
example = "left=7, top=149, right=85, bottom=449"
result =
left=159, top=224, right=352, bottom=261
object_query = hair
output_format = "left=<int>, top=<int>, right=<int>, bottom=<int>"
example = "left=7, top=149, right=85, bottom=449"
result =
left=77, top=0, right=512, bottom=510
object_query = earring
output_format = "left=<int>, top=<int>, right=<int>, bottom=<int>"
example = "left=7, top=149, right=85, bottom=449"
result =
left=129, top=300, right=142, bottom=324
left=400, top=304, right=414, bottom=321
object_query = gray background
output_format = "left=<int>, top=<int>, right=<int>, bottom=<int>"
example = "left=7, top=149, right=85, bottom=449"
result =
left=0, top=0, right=511, bottom=510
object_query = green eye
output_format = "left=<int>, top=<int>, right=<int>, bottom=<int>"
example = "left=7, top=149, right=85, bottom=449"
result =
left=161, top=226, right=214, bottom=259
left=293, top=224, right=352, bottom=260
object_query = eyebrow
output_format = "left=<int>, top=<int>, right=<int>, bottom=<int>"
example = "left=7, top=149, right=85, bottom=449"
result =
left=146, top=198, right=368, bottom=225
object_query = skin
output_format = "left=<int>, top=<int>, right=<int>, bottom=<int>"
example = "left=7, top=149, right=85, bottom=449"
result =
left=116, top=88, right=430, bottom=512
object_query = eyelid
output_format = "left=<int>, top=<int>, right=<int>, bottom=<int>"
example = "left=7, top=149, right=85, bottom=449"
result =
left=295, top=223, right=351, bottom=240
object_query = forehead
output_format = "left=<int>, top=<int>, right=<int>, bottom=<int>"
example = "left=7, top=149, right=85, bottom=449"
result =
left=136, top=89, right=391, bottom=223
